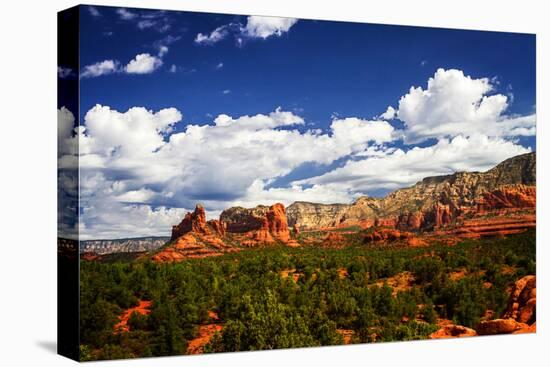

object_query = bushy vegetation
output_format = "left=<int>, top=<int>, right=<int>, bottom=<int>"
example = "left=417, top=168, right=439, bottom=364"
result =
left=79, top=230, right=535, bottom=360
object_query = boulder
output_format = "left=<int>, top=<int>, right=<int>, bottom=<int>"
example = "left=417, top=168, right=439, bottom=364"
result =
left=502, top=275, right=536, bottom=324
left=476, top=318, right=529, bottom=335
left=430, top=324, right=477, bottom=339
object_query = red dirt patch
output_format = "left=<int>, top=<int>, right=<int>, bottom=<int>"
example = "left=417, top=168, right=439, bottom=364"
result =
left=114, top=300, right=152, bottom=333
left=372, top=271, right=415, bottom=296
left=449, top=268, right=468, bottom=281
left=336, top=329, right=355, bottom=344
left=337, top=267, right=349, bottom=279
left=187, top=311, right=223, bottom=355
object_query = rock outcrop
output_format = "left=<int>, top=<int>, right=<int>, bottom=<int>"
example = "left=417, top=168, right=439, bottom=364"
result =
left=430, top=324, right=477, bottom=339
left=476, top=318, right=529, bottom=335
left=219, top=205, right=270, bottom=233
left=476, top=275, right=536, bottom=335
left=171, top=204, right=208, bottom=240
left=430, top=275, right=536, bottom=339
left=322, top=232, right=346, bottom=247
left=286, top=201, right=350, bottom=229
left=80, top=237, right=169, bottom=255
left=208, top=219, right=226, bottom=237
left=153, top=204, right=234, bottom=262
left=476, top=185, right=536, bottom=213
left=502, top=275, right=536, bottom=324
left=222, top=203, right=292, bottom=245
left=266, top=203, right=291, bottom=242
left=285, top=152, right=536, bottom=233
left=363, top=229, right=412, bottom=243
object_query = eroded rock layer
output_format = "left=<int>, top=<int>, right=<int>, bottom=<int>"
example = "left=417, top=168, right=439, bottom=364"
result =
left=288, top=152, right=535, bottom=232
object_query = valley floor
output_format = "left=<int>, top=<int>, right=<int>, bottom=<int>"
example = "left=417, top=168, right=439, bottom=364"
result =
left=78, top=229, right=536, bottom=361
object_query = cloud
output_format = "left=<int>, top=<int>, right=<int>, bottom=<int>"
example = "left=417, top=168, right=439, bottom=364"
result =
left=116, top=8, right=137, bottom=20
left=125, top=53, right=163, bottom=74
left=330, top=118, right=395, bottom=145
left=158, top=46, right=169, bottom=57
left=216, top=62, right=224, bottom=70
left=57, top=66, right=73, bottom=79
left=379, top=106, right=396, bottom=120
left=394, top=68, right=535, bottom=143
left=222, top=89, right=231, bottom=95
left=195, top=25, right=232, bottom=45
left=195, top=16, right=298, bottom=46
left=242, top=16, right=298, bottom=39
left=68, top=105, right=405, bottom=238
left=169, top=64, right=178, bottom=73
left=80, top=60, right=119, bottom=78
left=117, top=8, right=171, bottom=32
left=81, top=53, right=167, bottom=77
left=87, top=6, right=101, bottom=17
left=64, top=68, right=535, bottom=239
left=295, top=134, right=531, bottom=193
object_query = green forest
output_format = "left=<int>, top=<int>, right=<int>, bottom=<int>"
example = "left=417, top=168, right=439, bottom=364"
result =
left=79, top=229, right=535, bottom=361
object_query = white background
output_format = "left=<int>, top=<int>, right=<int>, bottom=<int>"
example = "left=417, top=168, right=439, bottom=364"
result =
left=0, top=0, right=548, bottom=365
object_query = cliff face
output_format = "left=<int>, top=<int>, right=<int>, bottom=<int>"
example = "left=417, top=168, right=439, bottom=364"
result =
left=80, top=237, right=169, bottom=255
left=286, top=201, right=351, bottom=229
left=287, top=152, right=536, bottom=231
left=221, top=203, right=291, bottom=245
left=153, top=204, right=234, bottom=262
left=171, top=204, right=208, bottom=240
left=219, top=205, right=270, bottom=233
left=155, top=202, right=295, bottom=262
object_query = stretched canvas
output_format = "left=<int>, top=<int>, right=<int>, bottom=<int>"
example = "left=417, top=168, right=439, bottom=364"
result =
left=58, top=5, right=537, bottom=361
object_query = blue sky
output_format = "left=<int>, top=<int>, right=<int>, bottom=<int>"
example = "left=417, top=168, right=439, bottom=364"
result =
left=58, top=5, right=536, bottom=239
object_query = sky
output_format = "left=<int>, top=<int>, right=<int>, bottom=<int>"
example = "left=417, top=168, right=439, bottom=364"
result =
left=58, top=5, right=536, bottom=239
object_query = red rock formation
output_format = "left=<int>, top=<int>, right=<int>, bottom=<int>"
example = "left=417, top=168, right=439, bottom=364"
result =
left=477, top=185, right=536, bottom=213
left=437, top=215, right=536, bottom=239
left=374, top=216, right=398, bottom=228
left=363, top=229, right=412, bottom=243
left=476, top=275, right=536, bottom=335
left=249, top=218, right=275, bottom=244
left=433, top=203, right=453, bottom=228
left=208, top=219, right=226, bottom=237
left=429, top=324, right=477, bottom=339
left=240, top=203, right=291, bottom=245
left=292, top=224, right=300, bottom=236
left=476, top=318, right=529, bottom=335
left=153, top=204, right=236, bottom=262
left=502, top=275, right=536, bottom=324
left=322, top=232, right=346, bottom=247
left=406, top=237, right=428, bottom=247
left=398, top=212, right=425, bottom=230
left=267, top=203, right=291, bottom=242
left=171, top=204, right=208, bottom=240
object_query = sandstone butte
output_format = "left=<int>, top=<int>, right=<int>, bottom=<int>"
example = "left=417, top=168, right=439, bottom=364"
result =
left=430, top=275, right=536, bottom=339
left=153, top=202, right=293, bottom=262
left=286, top=152, right=536, bottom=235
left=151, top=153, right=536, bottom=260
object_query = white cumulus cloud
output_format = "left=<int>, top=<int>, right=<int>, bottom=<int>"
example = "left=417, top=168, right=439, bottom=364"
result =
left=80, top=60, right=119, bottom=78
left=125, top=53, right=163, bottom=74
left=195, top=25, right=231, bottom=45
left=242, top=16, right=298, bottom=39
left=195, top=16, right=298, bottom=46
left=395, top=68, right=535, bottom=143
left=295, top=134, right=531, bottom=192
